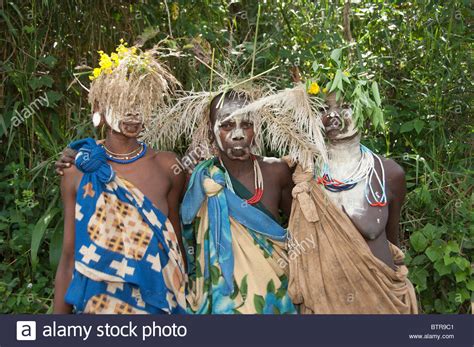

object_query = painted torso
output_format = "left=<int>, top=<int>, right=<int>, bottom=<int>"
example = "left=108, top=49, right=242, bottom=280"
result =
left=324, top=139, right=395, bottom=268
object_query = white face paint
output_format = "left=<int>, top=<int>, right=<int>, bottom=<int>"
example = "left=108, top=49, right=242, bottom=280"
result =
left=104, top=108, right=144, bottom=135
left=331, top=107, right=358, bottom=140
left=221, top=113, right=251, bottom=141
left=324, top=106, right=359, bottom=141
left=213, top=117, right=225, bottom=151
left=104, top=107, right=121, bottom=133
left=323, top=93, right=359, bottom=142
left=211, top=98, right=254, bottom=160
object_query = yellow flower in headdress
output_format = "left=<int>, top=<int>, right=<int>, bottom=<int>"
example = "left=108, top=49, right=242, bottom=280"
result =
left=98, top=51, right=113, bottom=71
left=308, top=82, right=320, bottom=95
left=93, top=68, right=101, bottom=78
left=89, top=40, right=142, bottom=80
left=322, top=87, right=328, bottom=93
left=110, top=52, right=120, bottom=66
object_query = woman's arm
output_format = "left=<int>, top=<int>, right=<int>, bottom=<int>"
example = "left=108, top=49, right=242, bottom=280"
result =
left=53, top=167, right=80, bottom=313
left=161, top=153, right=188, bottom=268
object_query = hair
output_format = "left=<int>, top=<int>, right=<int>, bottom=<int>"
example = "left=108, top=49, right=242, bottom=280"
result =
left=209, top=89, right=251, bottom=125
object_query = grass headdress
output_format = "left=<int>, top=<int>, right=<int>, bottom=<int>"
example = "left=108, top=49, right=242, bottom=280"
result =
left=88, top=40, right=180, bottom=129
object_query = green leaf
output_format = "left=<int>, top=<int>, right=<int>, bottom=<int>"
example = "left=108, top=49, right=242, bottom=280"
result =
left=454, top=271, right=467, bottom=283
left=400, top=121, right=414, bottom=133
left=421, top=223, right=441, bottom=240
left=23, top=25, right=35, bottom=33
left=410, top=267, right=428, bottom=290
left=425, top=245, right=443, bottom=262
left=49, top=226, right=63, bottom=271
left=45, top=91, right=62, bottom=106
left=413, top=119, right=425, bottom=134
left=372, top=107, right=384, bottom=130
left=418, top=186, right=432, bottom=205
left=40, top=55, right=57, bottom=68
left=410, top=231, right=428, bottom=252
left=434, top=298, right=449, bottom=313
left=330, top=48, right=342, bottom=65
left=466, top=279, right=474, bottom=291
left=445, top=241, right=460, bottom=254
left=433, top=259, right=451, bottom=276
left=443, top=254, right=455, bottom=265
left=253, top=294, right=265, bottom=313
left=342, top=72, right=350, bottom=84
left=311, top=61, right=319, bottom=73
left=454, top=257, right=470, bottom=270
left=411, top=254, right=428, bottom=265
left=230, top=280, right=239, bottom=300
left=28, top=75, right=54, bottom=90
left=31, top=207, right=60, bottom=269
left=371, top=81, right=381, bottom=106
left=330, top=69, right=342, bottom=93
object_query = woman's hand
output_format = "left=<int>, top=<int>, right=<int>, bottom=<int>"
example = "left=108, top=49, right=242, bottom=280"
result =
left=55, top=148, right=77, bottom=176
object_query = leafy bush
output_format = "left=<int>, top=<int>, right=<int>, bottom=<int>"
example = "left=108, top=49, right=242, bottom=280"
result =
left=0, top=0, right=471, bottom=313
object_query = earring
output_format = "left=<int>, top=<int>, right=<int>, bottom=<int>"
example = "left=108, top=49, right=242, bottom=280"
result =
left=92, top=112, right=103, bottom=127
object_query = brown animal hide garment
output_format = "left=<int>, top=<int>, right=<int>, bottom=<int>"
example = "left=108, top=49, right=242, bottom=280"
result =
left=288, top=165, right=418, bottom=314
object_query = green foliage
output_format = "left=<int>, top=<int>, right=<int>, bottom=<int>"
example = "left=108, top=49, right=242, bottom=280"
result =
left=307, top=47, right=385, bottom=130
left=1, top=0, right=472, bottom=313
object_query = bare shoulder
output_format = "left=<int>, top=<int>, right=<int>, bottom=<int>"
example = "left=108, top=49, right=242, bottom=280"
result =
left=148, top=150, right=185, bottom=186
left=149, top=150, right=181, bottom=170
left=260, top=156, right=291, bottom=170
left=376, top=156, right=406, bottom=197
left=60, top=164, right=82, bottom=192
left=259, top=156, right=293, bottom=182
left=379, top=156, right=405, bottom=181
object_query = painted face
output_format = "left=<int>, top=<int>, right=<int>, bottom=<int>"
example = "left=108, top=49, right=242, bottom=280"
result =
left=104, top=108, right=144, bottom=137
left=322, top=93, right=358, bottom=141
left=211, top=98, right=255, bottom=161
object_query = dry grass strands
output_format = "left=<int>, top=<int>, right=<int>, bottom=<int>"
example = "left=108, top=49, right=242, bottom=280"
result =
left=229, top=84, right=328, bottom=171
left=143, top=82, right=268, bottom=158
left=88, top=46, right=180, bottom=127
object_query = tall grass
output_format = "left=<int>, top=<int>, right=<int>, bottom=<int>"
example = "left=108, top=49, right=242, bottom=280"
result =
left=0, top=0, right=471, bottom=313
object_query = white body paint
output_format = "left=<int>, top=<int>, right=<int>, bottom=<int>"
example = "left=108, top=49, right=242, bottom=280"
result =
left=105, top=107, right=122, bottom=133
left=324, top=135, right=368, bottom=218
left=104, top=108, right=143, bottom=134
left=213, top=112, right=252, bottom=151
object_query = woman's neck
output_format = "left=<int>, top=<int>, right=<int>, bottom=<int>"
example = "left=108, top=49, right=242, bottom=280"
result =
left=328, top=134, right=362, bottom=162
left=104, top=130, right=140, bottom=154
left=327, top=134, right=362, bottom=177
left=219, top=153, right=254, bottom=178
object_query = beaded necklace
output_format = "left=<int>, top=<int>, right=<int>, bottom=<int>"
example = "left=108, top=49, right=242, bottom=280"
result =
left=219, top=155, right=264, bottom=205
left=317, top=144, right=387, bottom=207
left=103, top=142, right=147, bottom=164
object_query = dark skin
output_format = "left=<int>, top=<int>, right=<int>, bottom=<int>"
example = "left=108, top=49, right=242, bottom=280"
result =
left=322, top=94, right=406, bottom=269
left=53, top=113, right=186, bottom=313
left=209, top=93, right=294, bottom=220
